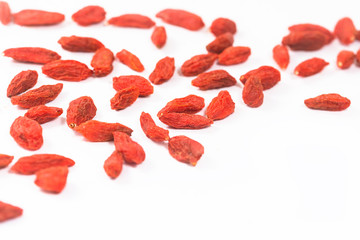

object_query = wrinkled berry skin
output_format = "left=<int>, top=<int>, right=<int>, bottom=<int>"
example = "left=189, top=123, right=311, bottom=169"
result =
left=7, top=70, right=38, bottom=98
left=205, top=90, right=235, bottom=120
left=116, top=49, right=144, bottom=72
left=218, top=46, right=251, bottom=65
left=156, top=9, right=204, bottom=31
left=210, top=18, right=237, bottom=36
left=157, top=95, right=205, bottom=117
left=42, top=60, right=93, bottom=81
left=108, top=14, right=155, bottom=28
left=25, top=105, right=63, bottom=124
left=158, top=112, right=213, bottom=129
left=272, top=45, right=289, bottom=70
left=334, top=17, right=356, bottom=45
left=181, top=53, right=217, bottom=76
left=113, top=75, right=153, bottom=97
left=140, top=112, right=170, bottom=142
left=110, top=86, right=139, bottom=110
left=35, top=166, right=69, bottom=193
left=10, top=116, right=43, bottom=151
left=191, top=69, right=237, bottom=90
left=13, top=9, right=64, bottom=26
left=168, top=135, right=204, bottom=166
left=240, top=66, right=281, bottom=90
left=91, top=47, right=114, bottom=77
left=294, top=58, right=329, bottom=77
left=0, top=154, right=14, bottom=169
left=304, top=94, right=350, bottom=111
left=72, top=5, right=106, bottom=26
left=104, top=151, right=124, bottom=179
left=113, top=132, right=145, bottom=165
left=151, top=26, right=167, bottom=48
left=58, top=36, right=104, bottom=52
left=66, top=96, right=97, bottom=128
left=3, top=47, right=61, bottom=64
left=242, top=76, right=264, bottom=108
left=282, top=31, right=327, bottom=51
left=149, top=57, right=175, bottom=84
left=206, top=32, right=234, bottom=54
left=337, top=50, right=355, bottom=69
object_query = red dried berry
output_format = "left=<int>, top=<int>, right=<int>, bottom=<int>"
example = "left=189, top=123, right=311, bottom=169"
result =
left=334, top=17, right=356, bottom=45
left=156, top=9, right=204, bottom=31
left=288, top=23, right=334, bottom=44
left=3, top=47, right=61, bottom=64
left=74, top=120, right=132, bottom=142
left=181, top=53, right=217, bottom=76
left=294, top=57, right=329, bottom=77
left=151, top=26, right=167, bottom=48
left=210, top=18, right=236, bottom=36
left=42, top=60, right=93, bottom=81
left=35, top=166, right=68, bottom=193
left=0, top=154, right=14, bottom=169
left=0, top=1, right=11, bottom=25
left=7, top=70, right=38, bottom=98
left=108, top=14, right=155, bottom=28
left=272, top=44, right=290, bottom=70
left=240, top=66, right=281, bottom=90
left=13, top=9, right=64, bottom=26
left=66, top=96, right=97, bottom=128
left=104, top=151, right=124, bottom=179
left=113, top=75, right=153, bottom=97
left=282, top=30, right=327, bottom=51
left=218, top=46, right=251, bottom=65
left=11, top=83, right=63, bottom=109
left=206, top=32, right=234, bottom=54
left=10, top=116, right=43, bottom=151
left=91, top=47, right=114, bottom=77
left=158, top=112, right=213, bottom=129
left=25, top=105, right=63, bottom=124
left=205, top=90, right=235, bottom=120
left=149, top=56, right=175, bottom=84
left=192, top=69, right=237, bottom=90
left=110, top=86, right=139, bottom=110
left=337, top=50, right=355, bottom=69
left=140, top=112, right=170, bottom=142
left=304, top=94, right=351, bottom=111
left=168, top=135, right=204, bottom=166
left=72, top=5, right=106, bottom=26
left=157, top=95, right=205, bottom=117
left=0, top=201, right=23, bottom=223
left=242, top=76, right=264, bottom=108
left=116, top=49, right=144, bottom=72
left=58, top=36, right=104, bottom=52
left=113, top=132, right=145, bottom=165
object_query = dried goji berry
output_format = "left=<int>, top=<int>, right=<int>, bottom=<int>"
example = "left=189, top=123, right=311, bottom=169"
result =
left=282, top=30, right=327, bottom=51
left=242, top=76, right=264, bottom=108
left=149, top=56, right=175, bottom=84
left=72, top=5, right=106, bottom=26
left=3, top=47, right=61, bottom=64
left=168, top=135, right=204, bottom=166
left=110, top=86, right=139, bottom=110
left=113, top=75, right=153, bottom=97
left=140, top=112, right=170, bottom=142
left=294, top=57, right=329, bottom=77
left=272, top=44, right=290, bottom=70
left=11, top=154, right=75, bottom=175
left=10, top=116, right=43, bottom=151
left=181, top=53, right=217, bottom=76
left=240, top=66, right=281, bottom=90
left=113, top=132, right=145, bottom=165
left=34, top=166, right=68, bottom=193
left=206, top=32, right=234, bottom=54
left=151, top=26, right=167, bottom=48
left=0, top=201, right=23, bottom=223
left=304, top=94, right=351, bottom=111
left=74, top=120, right=132, bottom=142
left=218, top=46, right=251, bottom=65
left=157, top=95, right=205, bottom=117
left=158, top=112, right=213, bottom=129
left=13, top=9, right=64, bottom=26
left=205, top=90, right=235, bottom=120
left=0, top=154, right=14, bottom=169
left=66, top=96, right=97, bottom=128
left=91, top=47, right=114, bottom=77
left=156, top=9, right=204, bottom=31
left=108, top=14, right=155, bottom=28
left=116, top=49, right=144, bottom=72
left=0, top=1, right=11, bottom=25
left=210, top=17, right=236, bottom=36
left=337, top=50, right=355, bottom=69
left=356, top=49, right=360, bottom=66
left=288, top=23, right=334, bottom=44
left=334, top=17, right=356, bottom=45
left=104, top=151, right=123, bottom=179
left=192, top=69, right=236, bottom=90
left=11, top=83, right=63, bottom=109
left=7, top=70, right=38, bottom=98
left=25, top=105, right=63, bottom=124
left=58, top=36, right=104, bottom=52
left=42, top=60, right=93, bottom=81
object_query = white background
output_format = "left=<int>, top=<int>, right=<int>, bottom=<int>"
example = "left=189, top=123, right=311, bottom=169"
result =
left=1, top=0, right=360, bottom=239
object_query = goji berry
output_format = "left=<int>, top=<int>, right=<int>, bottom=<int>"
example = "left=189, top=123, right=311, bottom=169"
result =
left=181, top=53, right=217, bottom=76
left=104, top=151, right=124, bottom=179
left=11, top=83, right=63, bottom=109
left=156, top=9, right=204, bottom=31
left=151, top=26, right=167, bottom=48
left=288, top=23, right=334, bottom=44
left=157, top=95, right=205, bottom=117
left=158, top=112, right=213, bottom=129
left=3, top=47, right=61, bottom=64
left=7, top=70, right=38, bottom=98
left=294, top=57, right=329, bottom=77
left=91, top=47, right=114, bottom=77
left=13, top=9, right=64, bottom=26
left=337, top=50, right=355, bottom=69
left=0, top=201, right=23, bottom=223
left=113, top=75, right=153, bottom=97
left=110, top=86, right=139, bottom=110
left=168, top=135, right=204, bottom=166
left=34, top=166, right=68, bottom=193
left=108, top=14, right=155, bottom=28
left=304, top=94, right=351, bottom=111
left=210, top=17, right=236, bottom=36
left=74, top=120, right=132, bottom=142
left=272, top=45, right=290, bottom=70
left=240, top=66, right=281, bottom=90
left=0, top=1, right=11, bottom=25
left=72, top=5, right=106, bottom=26
left=205, top=90, right=235, bottom=120
left=334, top=17, right=356, bottom=45
left=282, top=30, right=327, bottom=51
left=206, top=32, right=234, bottom=54
left=10, top=154, right=75, bottom=175
left=140, top=112, right=170, bottom=142
left=42, top=60, right=93, bottom=81
left=356, top=49, right=360, bottom=66
left=25, top=105, right=63, bottom=124
left=10, top=116, right=43, bottom=151
left=218, top=46, right=251, bottom=65
left=0, top=154, right=13, bottom=169
left=58, top=35, right=104, bottom=52
left=149, top=56, right=175, bottom=84
left=192, top=69, right=237, bottom=90
left=66, top=96, right=97, bottom=128
left=242, top=76, right=264, bottom=108
left=113, top=132, right=145, bottom=165
left=116, top=49, right=144, bottom=72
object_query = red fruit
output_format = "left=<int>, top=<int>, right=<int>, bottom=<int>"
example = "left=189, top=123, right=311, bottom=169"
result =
left=156, top=9, right=204, bottom=31
left=288, top=23, right=334, bottom=44
left=158, top=112, right=213, bottom=129
left=140, top=112, right=170, bottom=142
left=116, top=49, right=144, bottom=72
left=42, top=60, right=93, bottom=81
left=334, top=17, right=356, bottom=45
left=110, top=86, right=139, bottom=110
left=35, top=166, right=68, bottom=193
left=0, top=201, right=23, bottom=223
left=191, top=69, right=237, bottom=90
left=151, top=26, right=167, bottom=48
left=104, top=151, right=124, bottom=179
left=218, top=46, right=251, bottom=65
left=242, top=76, right=264, bottom=108
left=13, top=9, right=64, bottom=26
left=58, top=36, right=104, bottom=52
left=206, top=32, right=234, bottom=54
left=294, top=57, right=329, bottom=77
left=10, top=115, right=43, bottom=151
left=337, top=50, right=355, bottom=69
left=7, top=70, right=38, bottom=98
left=0, top=154, right=14, bottom=169
left=282, top=30, right=327, bottom=51
left=0, top=1, right=11, bottom=25
left=91, top=47, right=114, bottom=77
left=210, top=18, right=237, bottom=36
left=149, top=56, right=175, bottom=84
left=72, top=5, right=106, bottom=26
left=3, top=47, right=61, bottom=64
left=304, top=94, right=351, bottom=111
left=272, top=45, right=290, bottom=70
left=240, top=66, right=281, bottom=90
left=157, top=95, right=205, bottom=117
left=113, top=75, right=153, bottom=97
left=108, top=14, right=155, bottom=28
left=181, top=53, right=217, bottom=76
left=113, top=132, right=145, bottom=165
left=25, top=105, right=63, bottom=124
left=205, top=90, right=235, bottom=120
left=356, top=49, right=360, bottom=66
left=66, top=96, right=97, bottom=128
left=168, top=135, right=204, bottom=166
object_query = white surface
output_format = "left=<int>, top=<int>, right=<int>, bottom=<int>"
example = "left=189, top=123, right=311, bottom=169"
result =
left=1, top=0, right=360, bottom=239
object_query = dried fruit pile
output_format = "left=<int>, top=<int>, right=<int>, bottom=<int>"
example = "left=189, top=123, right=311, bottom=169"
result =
left=0, top=1, right=359, bottom=223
